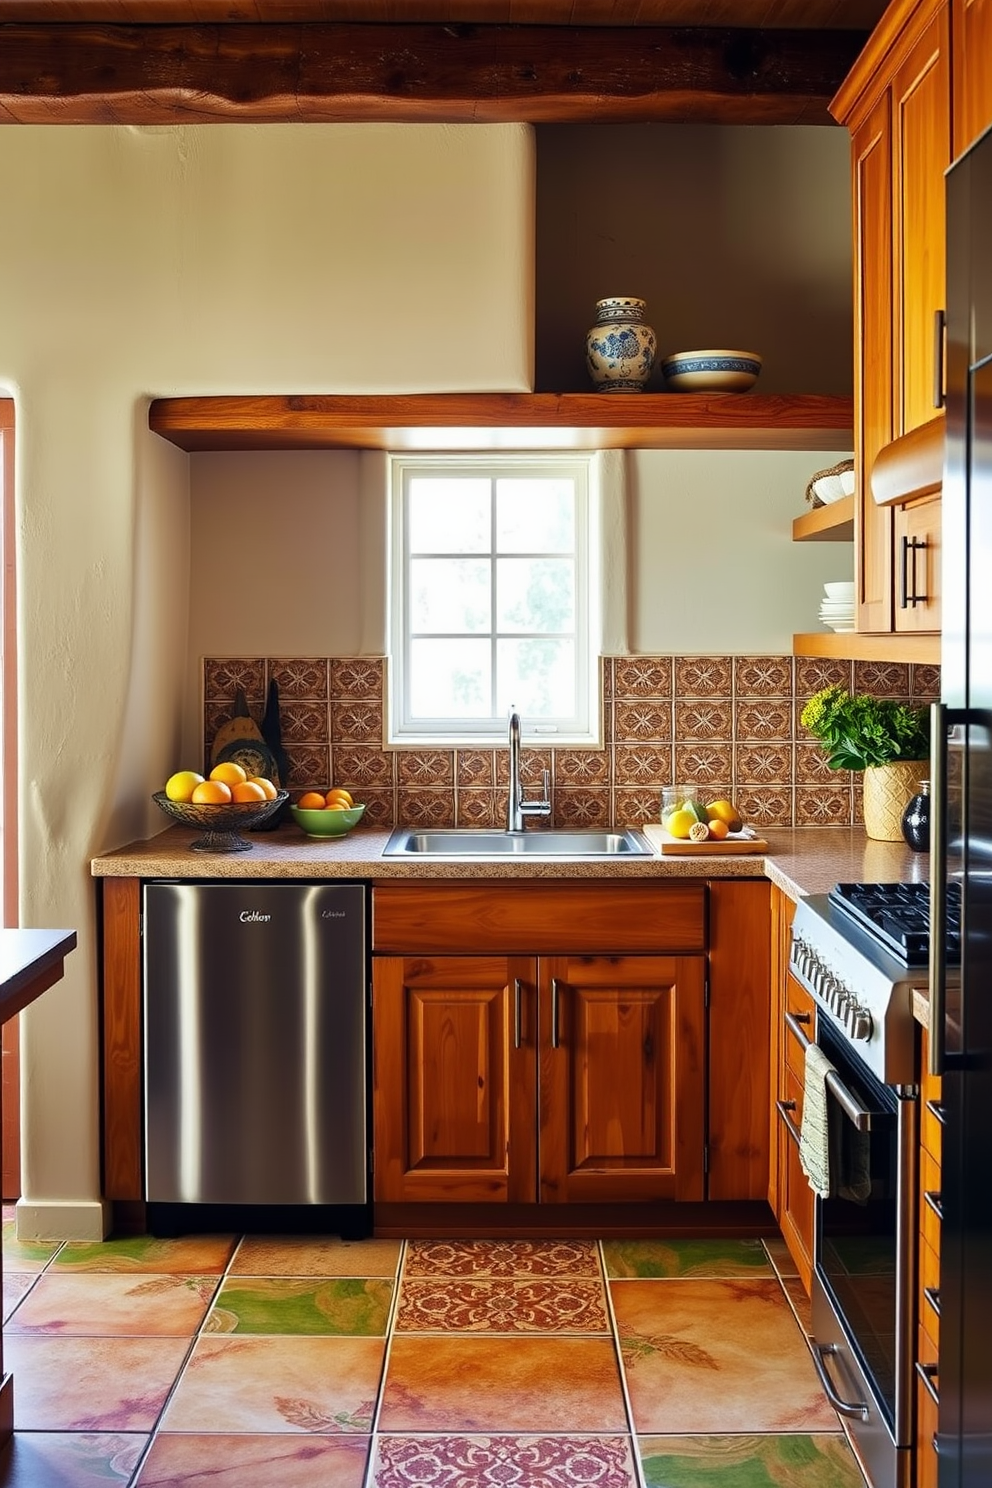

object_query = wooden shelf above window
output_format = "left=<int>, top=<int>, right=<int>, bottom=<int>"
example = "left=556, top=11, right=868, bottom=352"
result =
left=792, top=493, right=855, bottom=541
left=793, top=630, right=940, bottom=664
left=147, top=393, right=854, bottom=453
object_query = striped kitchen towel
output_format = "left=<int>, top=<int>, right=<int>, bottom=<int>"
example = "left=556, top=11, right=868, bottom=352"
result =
left=799, top=1041, right=834, bottom=1198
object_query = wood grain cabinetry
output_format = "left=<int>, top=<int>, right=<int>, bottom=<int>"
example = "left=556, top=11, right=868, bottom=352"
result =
left=768, top=885, right=816, bottom=1291
left=952, top=0, right=992, bottom=154
left=916, top=1025, right=943, bottom=1488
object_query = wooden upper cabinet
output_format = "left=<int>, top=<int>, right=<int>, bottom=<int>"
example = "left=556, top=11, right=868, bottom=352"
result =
left=952, top=0, right=992, bottom=155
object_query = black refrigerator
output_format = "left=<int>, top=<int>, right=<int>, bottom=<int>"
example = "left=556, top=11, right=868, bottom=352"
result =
left=931, top=121, right=992, bottom=1487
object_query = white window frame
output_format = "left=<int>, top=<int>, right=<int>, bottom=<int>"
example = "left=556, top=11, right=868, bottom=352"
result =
left=387, top=451, right=602, bottom=748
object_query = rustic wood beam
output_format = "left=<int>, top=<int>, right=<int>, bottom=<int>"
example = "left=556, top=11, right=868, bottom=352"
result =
left=0, top=23, right=867, bottom=125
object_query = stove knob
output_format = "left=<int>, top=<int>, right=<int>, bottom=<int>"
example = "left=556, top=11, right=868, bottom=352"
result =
left=850, top=1006, right=873, bottom=1041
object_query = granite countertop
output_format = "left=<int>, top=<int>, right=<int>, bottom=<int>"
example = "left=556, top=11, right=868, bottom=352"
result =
left=91, top=823, right=930, bottom=905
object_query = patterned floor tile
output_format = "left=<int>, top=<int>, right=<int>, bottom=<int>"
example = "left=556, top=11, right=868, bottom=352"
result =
left=6, top=1273, right=217, bottom=1336
left=379, top=1335, right=627, bottom=1433
left=782, top=1276, right=814, bottom=1336
left=51, top=1236, right=236, bottom=1275
left=638, top=1433, right=866, bottom=1487
left=403, top=1239, right=600, bottom=1278
left=0, top=1432, right=145, bottom=1487
left=230, top=1236, right=401, bottom=1277
left=611, top=1279, right=838, bottom=1433
left=2, top=1221, right=62, bottom=1273
left=135, top=1433, right=370, bottom=1487
left=159, top=1335, right=384, bottom=1434
left=762, top=1237, right=800, bottom=1279
left=603, top=1239, right=773, bottom=1279
left=2, top=1272, right=36, bottom=1322
left=395, top=1277, right=609, bottom=1333
left=370, top=1435, right=639, bottom=1488
left=205, top=1277, right=392, bottom=1335
left=3, top=1335, right=193, bottom=1430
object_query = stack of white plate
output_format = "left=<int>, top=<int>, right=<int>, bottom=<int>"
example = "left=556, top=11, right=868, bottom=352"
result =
left=819, top=580, right=855, bottom=632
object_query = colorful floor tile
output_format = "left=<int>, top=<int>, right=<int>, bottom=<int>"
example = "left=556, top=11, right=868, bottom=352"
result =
left=159, top=1335, right=384, bottom=1434
left=762, top=1237, right=800, bottom=1279
left=51, top=1236, right=236, bottom=1275
left=3, top=1335, right=193, bottom=1430
left=0, top=1431, right=146, bottom=1487
left=2, top=1273, right=35, bottom=1323
left=611, top=1279, right=839, bottom=1434
left=395, top=1277, right=609, bottom=1333
left=134, top=1433, right=370, bottom=1487
left=403, top=1239, right=600, bottom=1278
left=1, top=1221, right=62, bottom=1273
left=230, top=1237, right=401, bottom=1277
left=603, top=1238, right=774, bottom=1279
left=205, top=1277, right=392, bottom=1336
left=379, top=1335, right=627, bottom=1433
left=6, top=1273, right=217, bottom=1336
left=370, top=1434, right=640, bottom=1488
left=782, top=1276, right=814, bottom=1336
left=638, top=1433, right=866, bottom=1488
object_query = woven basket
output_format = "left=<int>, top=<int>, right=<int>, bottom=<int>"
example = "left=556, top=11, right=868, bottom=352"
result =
left=805, top=458, right=855, bottom=508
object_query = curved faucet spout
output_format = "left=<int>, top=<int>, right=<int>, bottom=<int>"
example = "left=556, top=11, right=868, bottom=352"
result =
left=506, top=708, right=552, bottom=833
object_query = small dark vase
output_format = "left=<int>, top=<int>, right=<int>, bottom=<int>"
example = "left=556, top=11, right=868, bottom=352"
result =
left=901, top=780, right=931, bottom=852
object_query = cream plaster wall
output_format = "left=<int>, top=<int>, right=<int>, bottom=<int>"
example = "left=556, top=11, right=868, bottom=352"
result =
left=0, top=122, right=534, bottom=1236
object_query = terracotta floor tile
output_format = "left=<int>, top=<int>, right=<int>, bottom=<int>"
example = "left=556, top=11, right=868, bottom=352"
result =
left=0, top=1432, right=146, bottom=1486
left=2, top=1273, right=35, bottom=1323
left=603, top=1238, right=773, bottom=1279
left=230, top=1236, right=401, bottom=1277
left=51, top=1236, right=236, bottom=1275
left=135, top=1433, right=370, bottom=1487
left=7, top=1273, right=217, bottom=1336
left=763, top=1237, right=801, bottom=1278
left=611, top=1279, right=838, bottom=1433
left=370, top=1435, right=639, bottom=1488
left=379, top=1335, right=627, bottom=1433
left=2, top=1221, right=62, bottom=1274
left=782, top=1276, right=814, bottom=1336
left=3, top=1335, right=192, bottom=1431
left=395, top=1277, right=609, bottom=1333
left=403, top=1239, right=600, bottom=1278
left=205, top=1277, right=392, bottom=1335
left=159, top=1334, right=384, bottom=1434
left=638, top=1433, right=867, bottom=1487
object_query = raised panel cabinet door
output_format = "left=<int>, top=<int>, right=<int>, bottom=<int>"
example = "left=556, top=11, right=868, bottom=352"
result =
left=953, top=0, right=992, bottom=156
left=893, top=495, right=942, bottom=631
left=537, top=955, right=705, bottom=1205
left=853, top=92, right=895, bottom=633
left=372, top=954, right=537, bottom=1204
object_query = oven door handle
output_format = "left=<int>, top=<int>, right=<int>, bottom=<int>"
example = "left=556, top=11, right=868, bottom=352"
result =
left=784, top=1011, right=874, bottom=1132
left=810, top=1342, right=871, bottom=1421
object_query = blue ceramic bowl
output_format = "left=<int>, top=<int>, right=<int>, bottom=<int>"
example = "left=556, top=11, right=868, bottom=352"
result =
left=661, top=349, right=762, bottom=393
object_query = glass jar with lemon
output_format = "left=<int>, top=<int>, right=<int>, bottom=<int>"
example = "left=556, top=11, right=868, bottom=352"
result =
left=661, top=786, right=708, bottom=839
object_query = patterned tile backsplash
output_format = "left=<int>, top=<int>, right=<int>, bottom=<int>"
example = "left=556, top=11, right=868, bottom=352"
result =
left=202, top=655, right=941, bottom=831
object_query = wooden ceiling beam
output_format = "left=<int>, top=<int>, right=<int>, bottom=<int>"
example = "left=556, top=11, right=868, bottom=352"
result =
left=0, top=23, right=867, bottom=125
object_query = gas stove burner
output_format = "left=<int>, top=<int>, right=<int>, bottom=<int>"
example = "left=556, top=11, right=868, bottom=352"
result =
left=828, top=881, right=961, bottom=967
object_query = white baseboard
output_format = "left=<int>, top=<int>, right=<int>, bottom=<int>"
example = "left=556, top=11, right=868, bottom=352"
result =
left=14, top=1199, right=111, bottom=1243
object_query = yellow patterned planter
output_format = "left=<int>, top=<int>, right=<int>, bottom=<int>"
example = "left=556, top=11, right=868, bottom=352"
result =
left=862, top=761, right=927, bottom=842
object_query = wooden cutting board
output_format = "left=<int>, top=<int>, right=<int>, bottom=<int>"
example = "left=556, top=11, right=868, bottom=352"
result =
left=642, top=822, right=769, bottom=855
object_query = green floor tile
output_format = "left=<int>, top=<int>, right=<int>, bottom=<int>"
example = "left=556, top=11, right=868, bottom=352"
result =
left=639, top=1434, right=865, bottom=1488
left=603, top=1238, right=773, bottom=1279
left=1, top=1221, right=62, bottom=1267
left=205, top=1276, right=393, bottom=1335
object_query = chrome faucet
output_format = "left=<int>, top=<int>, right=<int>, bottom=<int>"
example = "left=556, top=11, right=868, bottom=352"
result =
left=506, top=708, right=552, bottom=833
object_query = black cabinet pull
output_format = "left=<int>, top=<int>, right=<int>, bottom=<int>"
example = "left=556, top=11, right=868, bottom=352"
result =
left=513, top=978, right=523, bottom=1049
left=933, top=308, right=946, bottom=409
left=900, top=535, right=928, bottom=608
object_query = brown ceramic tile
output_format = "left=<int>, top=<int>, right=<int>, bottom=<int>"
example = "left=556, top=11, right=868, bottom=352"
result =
left=4, top=1335, right=192, bottom=1430
left=614, top=788, right=663, bottom=828
left=762, top=1237, right=800, bottom=1278
left=782, top=1276, right=814, bottom=1336
left=735, top=788, right=794, bottom=827
left=602, top=656, right=615, bottom=697
left=52, top=1237, right=236, bottom=1275
left=735, top=701, right=793, bottom=741
left=734, top=745, right=792, bottom=787
left=795, top=787, right=854, bottom=826
left=614, top=657, right=673, bottom=698
left=613, top=700, right=672, bottom=743
left=394, top=1278, right=610, bottom=1333
left=456, top=790, right=501, bottom=827
left=794, top=742, right=841, bottom=785
left=278, top=701, right=329, bottom=744
left=331, top=700, right=383, bottom=744
left=554, top=750, right=610, bottom=785
left=456, top=750, right=495, bottom=787
left=283, top=745, right=330, bottom=793
left=911, top=664, right=942, bottom=699
left=496, top=747, right=552, bottom=786
left=734, top=656, right=793, bottom=697
left=330, top=658, right=384, bottom=699
left=161, top=1335, right=384, bottom=1434
left=674, top=701, right=732, bottom=742
left=612, top=744, right=673, bottom=787
left=379, top=1335, right=627, bottom=1432
left=203, top=658, right=266, bottom=701
left=404, top=1240, right=601, bottom=1278
left=795, top=656, right=853, bottom=695
left=674, top=744, right=732, bottom=786
left=231, top=1237, right=401, bottom=1278
left=353, top=788, right=394, bottom=826
left=854, top=661, right=911, bottom=696
left=137, top=1434, right=370, bottom=1488
left=370, top=1435, right=639, bottom=1488
left=267, top=658, right=329, bottom=699
left=554, top=789, right=610, bottom=827
left=611, top=1278, right=837, bottom=1433
left=331, top=746, right=394, bottom=790
left=6, top=1273, right=216, bottom=1337
left=397, top=751, right=455, bottom=788
left=675, top=656, right=733, bottom=697
left=1, top=1432, right=145, bottom=1487
left=397, top=790, right=456, bottom=827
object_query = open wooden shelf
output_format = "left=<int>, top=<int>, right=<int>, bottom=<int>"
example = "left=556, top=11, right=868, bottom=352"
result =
left=148, top=393, right=854, bottom=453
left=792, top=493, right=855, bottom=542
left=793, top=630, right=940, bottom=664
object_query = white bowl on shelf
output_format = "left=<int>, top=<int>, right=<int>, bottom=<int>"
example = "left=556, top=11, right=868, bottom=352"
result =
left=823, top=581, right=855, bottom=599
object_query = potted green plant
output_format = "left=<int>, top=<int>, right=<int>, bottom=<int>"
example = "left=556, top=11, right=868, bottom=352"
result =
left=800, top=684, right=930, bottom=841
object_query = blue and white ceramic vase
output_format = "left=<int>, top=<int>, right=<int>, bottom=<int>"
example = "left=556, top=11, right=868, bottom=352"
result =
left=586, top=297, right=657, bottom=392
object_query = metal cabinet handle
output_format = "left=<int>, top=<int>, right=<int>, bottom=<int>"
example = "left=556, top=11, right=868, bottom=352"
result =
left=925, top=1098, right=946, bottom=1126
left=933, top=308, right=946, bottom=409
left=924, top=1285, right=941, bottom=1318
left=514, top=978, right=523, bottom=1049
left=900, top=535, right=928, bottom=608
left=924, top=1189, right=944, bottom=1221
left=551, top=977, right=562, bottom=1048
left=775, top=1098, right=801, bottom=1146
left=810, top=1342, right=870, bottom=1420
left=785, top=1011, right=873, bottom=1131
left=917, top=1360, right=940, bottom=1406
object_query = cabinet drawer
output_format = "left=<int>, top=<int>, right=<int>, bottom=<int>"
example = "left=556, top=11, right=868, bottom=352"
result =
left=921, top=1147, right=942, bottom=1254
left=372, top=882, right=706, bottom=955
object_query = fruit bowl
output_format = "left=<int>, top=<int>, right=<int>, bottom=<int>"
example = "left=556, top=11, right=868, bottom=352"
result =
left=152, top=790, right=289, bottom=853
left=660, top=349, right=762, bottom=393
left=291, top=803, right=366, bottom=838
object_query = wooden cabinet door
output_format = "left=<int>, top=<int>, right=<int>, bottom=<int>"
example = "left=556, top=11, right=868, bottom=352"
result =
left=537, top=954, right=705, bottom=1205
left=778, top=1061, right=815, bottom=1294
left=893, top=493, right=942, bottom=631
left=953, top=0, right=992, bottom=156
left=372, top=953, right=537, bottom=1204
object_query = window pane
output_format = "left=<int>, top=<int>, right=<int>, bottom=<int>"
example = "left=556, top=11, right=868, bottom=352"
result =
left=408, top=477, right=490, bottom=553
left=497, top=639, right=575, bottom=717
left=410, top=638, right=491, bottom=718
left=411, top=558, right=490, bottom=634
left=497, top=558, right=575, bottom=633
left=496, top=479, right=574, bottom=553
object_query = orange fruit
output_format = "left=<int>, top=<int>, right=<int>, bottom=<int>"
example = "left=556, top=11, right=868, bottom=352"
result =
left=231, top=780, right=266, bottom=803
left=325, top=788, right=354, bottom=808
left=210, top=761, right=248, bottom=788
left=297, top=791, right=327, bottom=810
left=706, top=798, right=743, bottom=833
left=192, top=779, right=233, bottom=804
left=249, top=776, right=278, bottom=800
left=707, top=818, right=730, bottom=840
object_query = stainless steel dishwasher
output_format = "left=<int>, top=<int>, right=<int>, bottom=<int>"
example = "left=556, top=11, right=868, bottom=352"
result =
left=142, top=880, right=369, bottom=1235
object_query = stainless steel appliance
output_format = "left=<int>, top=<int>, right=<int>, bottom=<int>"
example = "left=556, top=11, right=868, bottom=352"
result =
left=789, top=882, right=946, bottom=1488
left=143, top=881, right=370, bottom=1235
left=931, top=121, right=992, bottom=1488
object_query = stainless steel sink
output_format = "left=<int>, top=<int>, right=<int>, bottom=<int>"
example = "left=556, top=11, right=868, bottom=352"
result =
left=382, top=827, right=653, bottom=858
